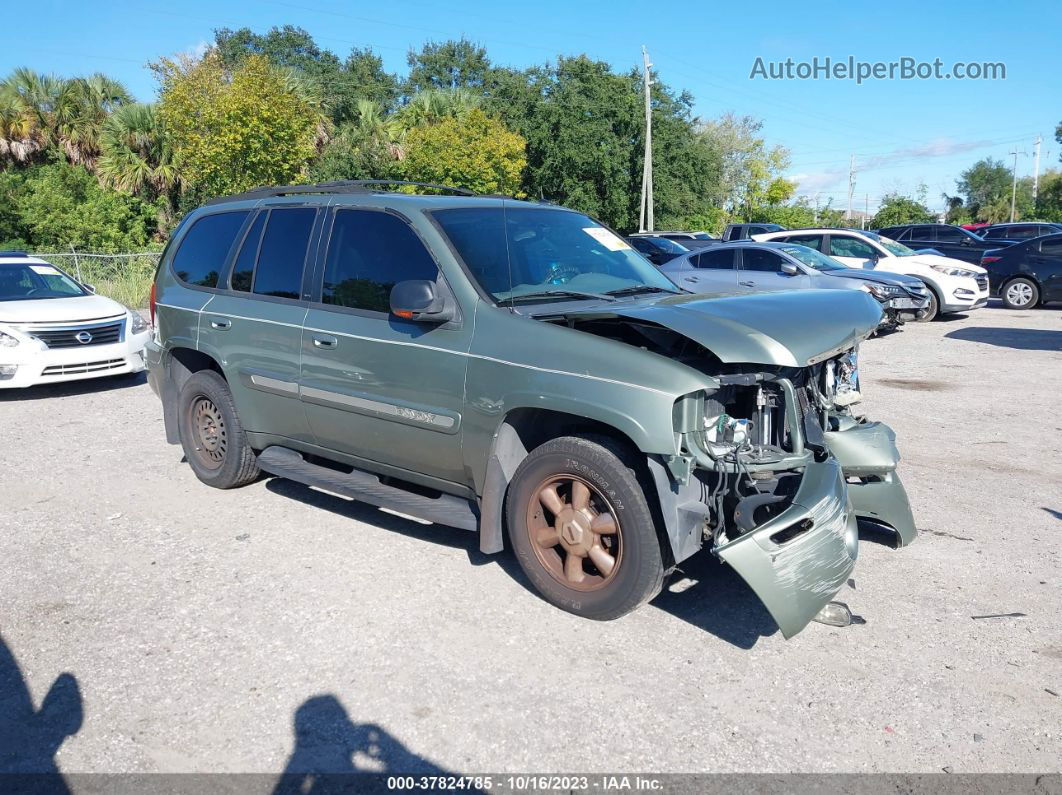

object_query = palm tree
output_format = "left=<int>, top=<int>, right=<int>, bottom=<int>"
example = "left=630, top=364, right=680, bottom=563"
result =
left=62, top=73, right=132, bottom=167
left=97, top=103, right=179, bottom=195
left=395, top=88, right=481, bottom=131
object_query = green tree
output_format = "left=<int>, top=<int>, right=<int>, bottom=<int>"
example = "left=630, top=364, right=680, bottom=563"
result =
left=956, top=158, right=1012, bottom=220
left=698, top=113, right=790, bottom=218
left=1035, top=169, right=1062, bottom=222
left=870, top=192, right=935, bottom=228
left=215, top=26, right=399, bottom=122
left=405, top=38, right=491, bottom=92
left=6, top=162, right=156, bottom=250
left=400, top=109, right=525, bottom=195
left=308, top=100, right=401, bottom=182
left=155, top=53, right=322, bottom=197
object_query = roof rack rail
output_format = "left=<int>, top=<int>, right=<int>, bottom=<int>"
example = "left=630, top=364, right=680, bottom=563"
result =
left=203, top=179, right=477, bottom=206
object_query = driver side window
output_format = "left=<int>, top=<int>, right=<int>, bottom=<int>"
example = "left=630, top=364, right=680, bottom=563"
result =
left=829, top=237, right=877, bottom=259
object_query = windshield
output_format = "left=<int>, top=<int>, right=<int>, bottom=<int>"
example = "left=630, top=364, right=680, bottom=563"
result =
left=432, top=206, right=679, bottom=303
left=780, top=245, right=846, bottom=271
left=0, top=262, right=86, bottom=301
left=690, top=232, right=714, bottom=240
left=650, top=237, right=690, bottom=253
left=857, top=230, right=915, bottom=257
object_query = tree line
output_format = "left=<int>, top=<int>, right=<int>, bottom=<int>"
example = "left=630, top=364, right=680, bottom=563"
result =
left=1, top=26, right=1059, bottom=251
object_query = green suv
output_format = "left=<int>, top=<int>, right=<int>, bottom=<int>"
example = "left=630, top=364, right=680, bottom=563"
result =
left=146, top=181, right=917, bottom=638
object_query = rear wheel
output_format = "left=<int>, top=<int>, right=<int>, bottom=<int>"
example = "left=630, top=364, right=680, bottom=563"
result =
left=505, top=436, right=665, bottom=620
left=177, top=370, right=259, bottom=489
left=1001, top=277, right=1039, bottom=309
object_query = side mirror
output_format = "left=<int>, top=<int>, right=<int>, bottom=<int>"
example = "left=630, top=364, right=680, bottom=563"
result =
left=780, top=262, right=799, bottom=276
left=390, top=279, right=455, bottom=323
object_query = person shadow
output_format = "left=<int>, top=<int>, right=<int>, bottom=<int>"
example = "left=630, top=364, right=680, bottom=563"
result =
left=0, top=635, right=83, bottom=793
left=274, top=696, right=482, bottom=795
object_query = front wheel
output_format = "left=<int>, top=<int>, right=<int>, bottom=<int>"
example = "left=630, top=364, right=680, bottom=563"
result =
left=505, top=436, right=665, bottom=621
left=1001, top=277, right=1039, bottom=309
left=177, top=370, right=260, bottom=489
left=917, top=288, right=940, bottom=322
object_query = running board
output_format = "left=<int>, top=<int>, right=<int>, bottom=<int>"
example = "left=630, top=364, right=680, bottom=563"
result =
left=257, top=446, right=479, bottom=532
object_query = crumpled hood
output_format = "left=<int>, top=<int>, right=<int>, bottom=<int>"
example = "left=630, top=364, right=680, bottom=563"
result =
left=566, top=289, right=883, bottom=367
left=830, top=268, right=923, bottom=288
left=0, top=294, right=127, bottom=324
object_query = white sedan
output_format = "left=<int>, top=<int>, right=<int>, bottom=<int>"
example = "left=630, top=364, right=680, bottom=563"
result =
left=0, top=254, right=150, bottom=388
left=753, top=228, right=989, bottom=320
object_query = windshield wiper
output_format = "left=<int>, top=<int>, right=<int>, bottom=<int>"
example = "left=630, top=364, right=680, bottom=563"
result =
left=508, top=289, right=616, bottom=303
left=605, top=285, right=678, bottom=297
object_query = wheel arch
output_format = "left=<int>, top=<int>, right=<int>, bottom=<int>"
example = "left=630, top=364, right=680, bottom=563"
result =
left=159, top=346, right=224, bottom=444
left=477, top=407, right=661, bottom=557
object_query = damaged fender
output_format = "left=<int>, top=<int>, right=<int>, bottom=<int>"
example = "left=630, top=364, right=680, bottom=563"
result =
left=715, top=458, right=858, bottom=639
left=824, top=418, right=917, bottom=547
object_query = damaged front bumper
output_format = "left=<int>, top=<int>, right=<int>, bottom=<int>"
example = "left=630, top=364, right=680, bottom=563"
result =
left=714, top=458, right=858, bottom=639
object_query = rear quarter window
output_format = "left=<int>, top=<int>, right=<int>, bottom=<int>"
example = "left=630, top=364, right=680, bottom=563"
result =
left=170, top=211, right=249, bottom=288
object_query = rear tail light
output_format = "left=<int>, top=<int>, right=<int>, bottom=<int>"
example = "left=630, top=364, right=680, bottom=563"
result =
left=981, top=256, right=1002, bottom=265
left=149, top=282, right=157, bottom=326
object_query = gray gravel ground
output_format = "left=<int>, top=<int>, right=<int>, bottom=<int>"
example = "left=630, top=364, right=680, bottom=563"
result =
left=1, top=302, right=1060, bottom=778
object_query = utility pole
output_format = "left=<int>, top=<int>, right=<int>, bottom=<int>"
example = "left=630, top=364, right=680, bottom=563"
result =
left=863, top=194, right=869, bottom=229
left=846, top=154, right=856, bottom=220
left=638, top=46, right=654, bottom=232
left=1032, top=135, right=1042, bottom=202
left=1009, top=148, right=1025, bottom=223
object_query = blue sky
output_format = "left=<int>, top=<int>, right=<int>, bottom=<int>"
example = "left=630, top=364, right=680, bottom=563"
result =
left=5, top=0, right=1058, bottom=213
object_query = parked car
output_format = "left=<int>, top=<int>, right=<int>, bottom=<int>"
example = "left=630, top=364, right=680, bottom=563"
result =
left=721, top=223, right=786, bottom=241
left=981, top=232, right=1062, bottom=309
left=626, top=235, right=690, bottom=265
left=961, top=223, right=992, bottom=233
left=629, top=231, right=719, bottom=250
left=874, top=223, right=1004, bottom=264
left=754, top=228, right=989, bottom=320
left=146, top=180, right=917, bottom=639
left=0, top=253, right=150, bottom=388
left=659, top=242, right=930, bottom=330
left=978, top=222, right=1062, bottom=245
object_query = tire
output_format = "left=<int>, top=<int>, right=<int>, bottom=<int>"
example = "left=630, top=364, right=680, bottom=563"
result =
left=505, top=435, right=665, bottom=621
left=917, top=286, right=940, bottom=322
left=1001, top=277, right=1039, bottom=310
left=177, top=369, right=259, bottom=489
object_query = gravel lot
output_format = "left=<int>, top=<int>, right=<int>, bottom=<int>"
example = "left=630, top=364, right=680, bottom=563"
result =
left=1, top=302, right=1060, bottom=778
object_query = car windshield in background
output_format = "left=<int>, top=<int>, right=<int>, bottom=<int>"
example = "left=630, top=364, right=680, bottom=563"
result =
left=0, top=263, right=86, bottom=301
left=780, top=245, right=846, bottom=271
left=865, top=232, right=917, bottom=257
left=652, top=238, right=690, bottom=253
left=432, top=207, right=679, bottom=303
left=690, top=233, right=713, bottom=240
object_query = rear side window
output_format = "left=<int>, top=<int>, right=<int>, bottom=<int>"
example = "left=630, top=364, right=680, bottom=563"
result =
left=171, top=211, right=249, bottom=288
left=782, top=234, right=823, bottom=251
left=321, top=209, right=439, bottom=313
left=694, top=249, right=736, bottom=270
left=250, top=208, right=316, bottom=299
left=1040, top=237, right=1062, bottom=256
left=230, top=212, right=266, bottom=292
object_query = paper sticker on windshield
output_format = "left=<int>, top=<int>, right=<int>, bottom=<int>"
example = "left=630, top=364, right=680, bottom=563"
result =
left=30, top=265, right=60, bottom=275
left=583, top=227, right=631, bottom=251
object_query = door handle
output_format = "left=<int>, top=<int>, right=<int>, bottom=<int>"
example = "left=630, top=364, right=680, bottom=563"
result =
left=739, top=280, right=755, bottom=287
left=684, top=276, right=700, bottom=283
left=312, top=334, right=338, bottom=349
left=208, top=317, right=231, bottom=330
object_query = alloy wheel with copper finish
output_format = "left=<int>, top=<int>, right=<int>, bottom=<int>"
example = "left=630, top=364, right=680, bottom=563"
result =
left=526, top=474, right=622, bottom=592
left=190, top=396, right=227, bottom=469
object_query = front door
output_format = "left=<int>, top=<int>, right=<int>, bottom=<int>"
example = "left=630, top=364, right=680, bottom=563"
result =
left=299, top=207, right=471, bottom=485
left=826, top=235, right=881, bottom=269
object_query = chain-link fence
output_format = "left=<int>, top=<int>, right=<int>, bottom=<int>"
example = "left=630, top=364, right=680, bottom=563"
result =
left=30, top=251, right=161, bottom=308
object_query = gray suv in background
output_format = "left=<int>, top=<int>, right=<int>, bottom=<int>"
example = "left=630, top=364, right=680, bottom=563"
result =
left=660, top=242, right=930, bottom=330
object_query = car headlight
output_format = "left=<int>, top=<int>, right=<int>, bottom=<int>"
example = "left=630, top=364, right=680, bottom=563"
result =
left=128, top=310, right=149, bottom=335
left=929, top=263, right=976, bottom=278
left=859, top=284, right=886, bottom=299
left=0, top=329, right=20, bottom=348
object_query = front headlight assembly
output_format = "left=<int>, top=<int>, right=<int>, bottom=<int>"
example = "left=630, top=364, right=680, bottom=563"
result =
left=128, top=310, right=149, bottom=335
left=0, top=329, right=20, bottom=347
left=929, top=263, right=976, bottom=278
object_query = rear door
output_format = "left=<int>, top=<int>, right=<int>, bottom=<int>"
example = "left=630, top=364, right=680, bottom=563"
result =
left=299, top=206, right=471, bottom=485
left=1030, top=236, right=1062, bottom=300
left=198, top=205, right=320, bottom=443
left=666, top=247, right=738, bottom=292
left=737, top=248, right=811, bottom=292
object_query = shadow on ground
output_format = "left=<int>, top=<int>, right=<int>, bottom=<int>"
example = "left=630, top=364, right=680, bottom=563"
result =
left=945, top=326, right=1062, bottom=352
left=0, top=372, right=145, bottom=402
left=0, top=634, right=81, bottom=792
left=651, top=550, right=777, bottom=649
left=274, top=696, right=480, bottom=795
